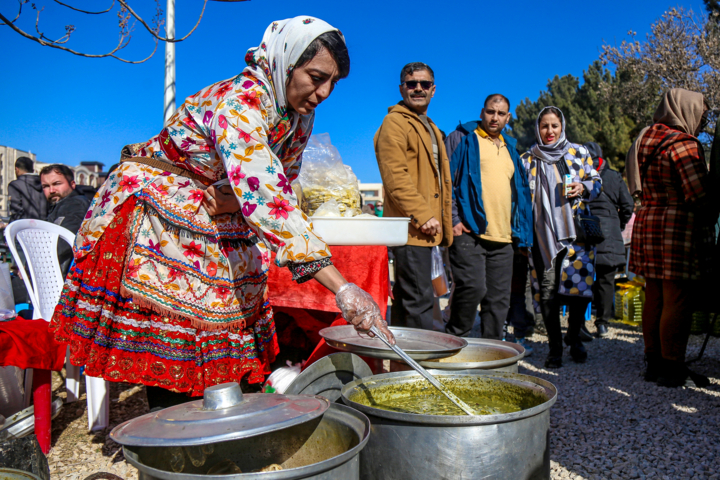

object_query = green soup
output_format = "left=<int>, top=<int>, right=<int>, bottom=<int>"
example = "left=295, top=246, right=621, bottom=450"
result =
left=349, top=378, right=546, bottom=416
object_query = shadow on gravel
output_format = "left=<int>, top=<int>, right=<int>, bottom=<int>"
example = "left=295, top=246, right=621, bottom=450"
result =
left=518, top=321, right=720, bottom=479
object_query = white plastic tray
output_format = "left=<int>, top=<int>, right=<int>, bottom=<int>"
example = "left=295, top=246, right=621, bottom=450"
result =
left=310, top=216, right=410, bottom=246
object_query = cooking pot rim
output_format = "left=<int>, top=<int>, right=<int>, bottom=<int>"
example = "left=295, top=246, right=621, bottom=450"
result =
left=417, top=338, right=525, bottom=370
left=121, top=403, right=370, bottom=479
left=340, top=370, right=558, bottom=425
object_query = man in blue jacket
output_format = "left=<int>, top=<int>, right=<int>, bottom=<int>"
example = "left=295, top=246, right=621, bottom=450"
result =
left=444, top=94, right=533, bottom=341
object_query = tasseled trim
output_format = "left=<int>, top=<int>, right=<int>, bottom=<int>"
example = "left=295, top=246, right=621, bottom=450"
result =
left=144, top=201, right=258, bottom=248
left=118, top=284, right=257, bottom=332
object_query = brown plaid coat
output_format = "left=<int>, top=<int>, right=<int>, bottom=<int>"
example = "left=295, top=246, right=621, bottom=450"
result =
left=629, top=124, right=715, bottom=280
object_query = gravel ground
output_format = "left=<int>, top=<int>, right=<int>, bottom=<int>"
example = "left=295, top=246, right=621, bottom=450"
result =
left=519, top=320, right=720, bottom=480
left=42, top=320, right=720, bottom=480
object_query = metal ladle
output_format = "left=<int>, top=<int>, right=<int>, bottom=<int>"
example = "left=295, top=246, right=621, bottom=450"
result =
left=369, top=326, right=476, bottom=416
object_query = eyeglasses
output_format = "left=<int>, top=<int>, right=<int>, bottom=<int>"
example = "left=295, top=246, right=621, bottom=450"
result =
left=401, top=80, right=434, bottom=90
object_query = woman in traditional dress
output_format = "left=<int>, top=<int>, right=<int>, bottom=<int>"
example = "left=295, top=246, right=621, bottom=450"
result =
left=521, top=107, right=602, bottom=369
left=629, top=88, right=713, bottom=388
left=50, top=16, right=394, bottom=407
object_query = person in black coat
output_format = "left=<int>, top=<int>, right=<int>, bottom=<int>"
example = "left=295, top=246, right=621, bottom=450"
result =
left=8, top=156, right=47, bottom=221
left=584, top=143, right=634, bottom=337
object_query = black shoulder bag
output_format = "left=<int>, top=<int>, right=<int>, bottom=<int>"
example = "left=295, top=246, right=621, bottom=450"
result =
left=556, top=158, right=605, bottom=246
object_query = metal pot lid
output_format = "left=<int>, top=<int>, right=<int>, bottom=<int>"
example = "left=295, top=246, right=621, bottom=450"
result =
left=0, top=468, right=42, bottom=480
left=110, top=382, right=329, bottom=447
left=319, top=326, right=467, bottom=361
left=284, top=352, right=373, bottom=402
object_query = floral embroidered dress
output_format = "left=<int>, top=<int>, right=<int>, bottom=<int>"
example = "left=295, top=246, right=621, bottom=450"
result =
left=522, top=144, right=602, bottom=304
left=51, top=16, right=340, bottom=395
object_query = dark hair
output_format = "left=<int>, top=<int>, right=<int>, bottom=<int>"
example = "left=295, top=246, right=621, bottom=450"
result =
left=39, top=164, right=75, bottom=184
left=583, top=142, right=603, bottom=160
left=295, top=31, right=350, bottom=80
left=400, top=62, right=434, bottom=84
left=484, top=94, right=510, bottom=110
left=539, top=106, right=563, bottom=124
left=15, top=157, right=34, bottom=173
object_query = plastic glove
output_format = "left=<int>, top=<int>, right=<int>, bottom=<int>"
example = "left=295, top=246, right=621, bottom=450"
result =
left=335, top=283, right=395, bottom=344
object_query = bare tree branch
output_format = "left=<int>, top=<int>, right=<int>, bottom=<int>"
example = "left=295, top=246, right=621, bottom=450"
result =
left=0, top=0, right=27, bottom=25
left=116, top=0, right=210, bottom=43
left=52, top=0, right=116, bottom=15
left=33, top=5, right=74, bottom=45
left=0, top=0, right=246, bottom=63
left=0, top=8, right=159, bottom=64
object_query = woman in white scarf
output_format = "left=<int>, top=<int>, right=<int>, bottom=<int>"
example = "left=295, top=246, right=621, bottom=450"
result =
left=51, top=16, right=393, bottom=409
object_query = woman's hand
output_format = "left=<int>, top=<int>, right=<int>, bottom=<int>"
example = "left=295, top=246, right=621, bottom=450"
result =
left=202, top=185, right=241, bottom=216
left=566, top=182, right=585, bottom=199
left=335, top=283, right=395, bottom=344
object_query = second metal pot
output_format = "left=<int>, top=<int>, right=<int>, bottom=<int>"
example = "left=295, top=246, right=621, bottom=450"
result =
left=390, top=338, right=525, bottom=373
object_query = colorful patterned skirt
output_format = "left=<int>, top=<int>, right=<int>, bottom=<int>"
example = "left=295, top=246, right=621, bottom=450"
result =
left=50, top=197, right=279, bottom=396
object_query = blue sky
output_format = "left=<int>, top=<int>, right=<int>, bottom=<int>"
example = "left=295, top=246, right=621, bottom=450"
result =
left=0, top=0, right=708, bottom=183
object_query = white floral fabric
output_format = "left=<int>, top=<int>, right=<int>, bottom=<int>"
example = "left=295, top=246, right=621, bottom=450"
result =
left=74, top=16, right=340, bottom=329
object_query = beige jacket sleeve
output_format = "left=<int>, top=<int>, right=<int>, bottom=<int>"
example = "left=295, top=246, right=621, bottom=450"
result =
left=374, top=113, right=435, bottom=227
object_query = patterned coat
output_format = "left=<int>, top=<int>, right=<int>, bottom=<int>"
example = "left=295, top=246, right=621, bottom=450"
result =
left=629, top=124, right=715, bottom=280
left=76, top=72, right=331, bottom=330
left=522, top=144, right=603, bottom=300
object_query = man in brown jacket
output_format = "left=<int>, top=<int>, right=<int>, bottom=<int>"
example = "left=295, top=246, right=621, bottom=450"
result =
left=374, top=62, right=453, bottom=330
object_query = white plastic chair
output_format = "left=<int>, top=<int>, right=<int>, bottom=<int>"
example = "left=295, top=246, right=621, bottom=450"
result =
left=4, top=219, right=110, bottom=431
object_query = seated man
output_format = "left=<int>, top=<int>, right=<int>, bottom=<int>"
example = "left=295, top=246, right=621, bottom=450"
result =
left=40, top=164, right=91, bottom=276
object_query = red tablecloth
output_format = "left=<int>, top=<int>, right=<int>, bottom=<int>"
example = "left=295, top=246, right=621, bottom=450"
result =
left=268, top=246, right=390, bottom=368
left=267, top=245, right=389, bottom=315
left=0, top=319, right=66, bottom=371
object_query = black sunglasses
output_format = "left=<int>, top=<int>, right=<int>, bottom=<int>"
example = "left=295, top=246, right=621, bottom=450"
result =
left=401, top=80, right=434, bottom=90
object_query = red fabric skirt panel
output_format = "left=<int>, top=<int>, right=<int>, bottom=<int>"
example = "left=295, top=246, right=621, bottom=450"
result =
left=50, top=196, right=279, bottom=396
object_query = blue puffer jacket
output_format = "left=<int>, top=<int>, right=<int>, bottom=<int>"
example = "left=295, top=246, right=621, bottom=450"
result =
left=449, top=121, right=533, bottom=248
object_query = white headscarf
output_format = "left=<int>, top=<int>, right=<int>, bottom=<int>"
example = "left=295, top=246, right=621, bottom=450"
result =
left=244, top=16, right=341, bottom=126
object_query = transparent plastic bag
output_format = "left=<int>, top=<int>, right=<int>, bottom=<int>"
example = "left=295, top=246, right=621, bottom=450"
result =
left=431, top=246, right=449, bottom=297
left=0, top=263, right=14, bottom=311
left=298, top=134, right=361, bottom=216
left=312, top=199, right=343, bottom=217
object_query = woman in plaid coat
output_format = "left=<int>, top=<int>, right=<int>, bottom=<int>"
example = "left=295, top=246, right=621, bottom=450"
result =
left=629, top=88, right=714, bottom=388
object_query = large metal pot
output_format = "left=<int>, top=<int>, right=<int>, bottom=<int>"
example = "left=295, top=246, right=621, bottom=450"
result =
left=112, top=383, right=370, bottom=479
left=341, top=370, right=557, bottom=480
left=391, top=338, right=525, bottom=373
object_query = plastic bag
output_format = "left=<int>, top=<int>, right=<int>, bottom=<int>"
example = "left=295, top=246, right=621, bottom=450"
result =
left=262, top=361, right=302, bottom=394
left=298, top=133, right=361, bottom=216
left=431, top=246, right=449, bottom=297
left=621, top=276, right=645, bottom=326
left=312, top=199, right=343, bottom=217
left=0, top=264, right=14, bottom=311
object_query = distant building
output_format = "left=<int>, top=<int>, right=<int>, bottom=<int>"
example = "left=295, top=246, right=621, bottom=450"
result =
left=0, top=145, right=107, bottom=218
left=358, top=182, right=383, bottom=206
left=74, top=161, right=105, bottom=188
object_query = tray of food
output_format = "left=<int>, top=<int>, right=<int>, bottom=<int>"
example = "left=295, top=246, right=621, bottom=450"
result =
left=319, top=326, right=467, bottom=361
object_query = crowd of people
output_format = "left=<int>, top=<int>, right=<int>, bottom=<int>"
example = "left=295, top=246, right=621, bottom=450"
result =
left=376, top=61, right=716, bottom=388
left=3, top=16, right=714, bottom=405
